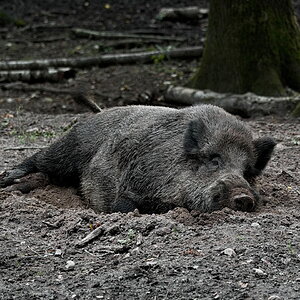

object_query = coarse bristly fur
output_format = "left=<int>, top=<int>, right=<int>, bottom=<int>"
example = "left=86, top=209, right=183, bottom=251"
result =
left=0, top=105, right=276, bottom=214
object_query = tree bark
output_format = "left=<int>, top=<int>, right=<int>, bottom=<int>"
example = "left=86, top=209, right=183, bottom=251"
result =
left=187, top=0, right=300, bottom=96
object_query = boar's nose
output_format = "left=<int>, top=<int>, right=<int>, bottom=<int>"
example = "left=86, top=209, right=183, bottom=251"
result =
left=232, top=193, right=255, bottom=212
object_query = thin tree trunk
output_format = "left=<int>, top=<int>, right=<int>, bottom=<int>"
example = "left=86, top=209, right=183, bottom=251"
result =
left=188, top=0, right=300, bottom=96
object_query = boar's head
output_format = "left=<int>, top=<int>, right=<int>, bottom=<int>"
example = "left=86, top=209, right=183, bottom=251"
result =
left=182, top=114, right=276, bottom=212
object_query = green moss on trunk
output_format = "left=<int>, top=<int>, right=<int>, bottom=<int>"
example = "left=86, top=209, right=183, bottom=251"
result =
left=188, top=0, right=300, bottom=97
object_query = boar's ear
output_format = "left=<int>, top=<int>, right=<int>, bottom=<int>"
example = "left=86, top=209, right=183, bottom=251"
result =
left=253, top=137, right=276, bottom=173
left=184, top=119, right=207, bottom=155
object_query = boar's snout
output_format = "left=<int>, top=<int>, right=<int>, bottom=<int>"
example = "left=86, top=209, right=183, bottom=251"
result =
left=203, top=174, right=259, bottom=212
left=231, top=189, right=256, bottom=212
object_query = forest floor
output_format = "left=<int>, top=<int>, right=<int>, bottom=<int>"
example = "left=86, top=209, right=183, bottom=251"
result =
left=0, top=1, right=300, bottom=299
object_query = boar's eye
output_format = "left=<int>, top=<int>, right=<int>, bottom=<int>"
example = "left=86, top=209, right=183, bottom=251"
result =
left=207, top=155, right=222, bottom=171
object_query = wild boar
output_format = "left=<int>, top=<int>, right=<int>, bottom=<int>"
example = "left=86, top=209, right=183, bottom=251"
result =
left=0, top=105, right=276, bottom=213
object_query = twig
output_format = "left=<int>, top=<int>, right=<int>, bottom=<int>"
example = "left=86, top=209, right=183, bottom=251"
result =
left=42, top=219, right=64, bottom=229
left=75, top=223, right=122, bottom=248
left=71, top=28, right=186, bottom=42
left=27, top=245, right=43, bottom=258
left=84, top=249, right=97, bottom=256
left=4, top=146, right=46, bottom=151
left=72, top=91, right=102, bottom=113
left=76, top=225, right=105, bottom=247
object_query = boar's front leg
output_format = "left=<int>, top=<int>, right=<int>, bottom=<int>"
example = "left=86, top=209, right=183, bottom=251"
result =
left=112, top=193, right=138, bottom=213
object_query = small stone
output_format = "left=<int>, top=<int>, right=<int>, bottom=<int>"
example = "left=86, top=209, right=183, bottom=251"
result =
left=254, top=268, right=266, bottom=277
left=268, top=295, right=281, bottom=300
left=238, top=281, right=248, bottom=288
left=251, top=222, right=261, bottom=228
left=199, top=8, right=209, bottom=15
left=130, top=247, right=140, bottom=255
left=26, top=127, right=39, bottom=133
left=43, top=97, right=54, bottom=103
left=136, top=233, right=143, bottom=246
left=55, top=249, right=62, bottom=256
left=56, top=274, right=63, bottom=282
left=65, top=260, right=75, bottom=270
left=222, top=248, right=236, bottom=257
left=145, top=260, right=157, bottom=266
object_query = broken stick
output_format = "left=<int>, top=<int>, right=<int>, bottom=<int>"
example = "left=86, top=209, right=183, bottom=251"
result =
left=157, top=7, right=209, bottom=21
left=2, top=83, right=102, bottom=113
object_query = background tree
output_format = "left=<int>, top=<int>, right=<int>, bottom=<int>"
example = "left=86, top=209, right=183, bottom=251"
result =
left=188, top=0, right=300, bottom=96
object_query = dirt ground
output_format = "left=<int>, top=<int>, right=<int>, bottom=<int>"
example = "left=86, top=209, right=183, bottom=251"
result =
left=0, top=1, right=300, bottom=299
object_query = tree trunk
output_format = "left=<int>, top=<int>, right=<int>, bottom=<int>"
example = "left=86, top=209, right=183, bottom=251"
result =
left=187, top=0, right=300, bottom=96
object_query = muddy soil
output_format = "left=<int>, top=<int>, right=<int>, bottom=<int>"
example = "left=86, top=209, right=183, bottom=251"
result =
left=1, top=1, right=300, bottom=299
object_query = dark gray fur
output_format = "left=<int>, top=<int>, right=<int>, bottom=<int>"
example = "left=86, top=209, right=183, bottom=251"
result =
left=0, top=105, right=276, bottom=213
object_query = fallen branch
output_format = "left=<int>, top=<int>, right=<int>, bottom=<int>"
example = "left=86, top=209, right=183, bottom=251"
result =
left=0, top=68, right=76, bottom=83
left=2, top=83, right=102, bottom=113
left=157, top=7, right=209, bottom=21
left=0, top=46, right=202, bottom=71
left=164, top=86, right=300, bottom=117
left=71, top=28, right=186, bottom=42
